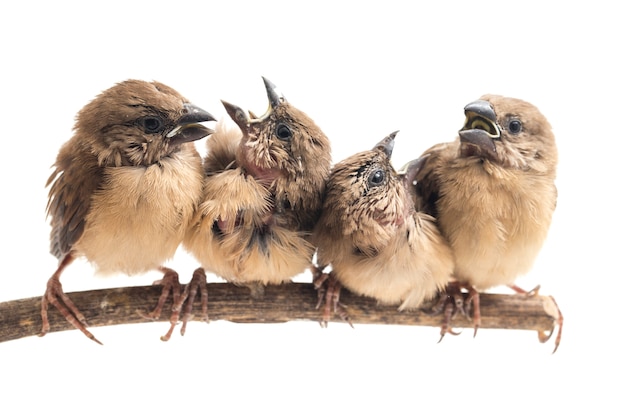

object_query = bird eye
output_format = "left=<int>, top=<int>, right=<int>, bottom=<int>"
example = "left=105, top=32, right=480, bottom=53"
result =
left=276, top=123, right=292, bottom=141
left=141, top=117, right=164, bottom=134
left=368, top=169, right=385, bottom=187
left=508, top=119, right=522, bottom=134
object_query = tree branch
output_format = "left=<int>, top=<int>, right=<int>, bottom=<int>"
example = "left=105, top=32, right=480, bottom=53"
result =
left=0, top=282, right=560, bottom=345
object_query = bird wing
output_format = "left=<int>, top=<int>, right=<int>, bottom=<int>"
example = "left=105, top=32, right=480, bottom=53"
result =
left=46, top=142, right=102, bottom=259
left=412, top=141, right=455, bottom=218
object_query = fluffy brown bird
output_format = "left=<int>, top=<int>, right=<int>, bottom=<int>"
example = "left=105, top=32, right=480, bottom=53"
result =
left=181, top=77, right=331, bottom=320
left=312, top=131, right=454, bottom=325
left=44, top=79, right=215, bottom=343
left=414, top=94, right=561, bottom=350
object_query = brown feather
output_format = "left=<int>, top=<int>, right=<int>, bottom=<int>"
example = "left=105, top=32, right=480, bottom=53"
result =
left=415, top=94, right=558, bottom=290
left=42, top=79, right=215, bottom=341
left=47, top=79, right=212, bottom=273
left=313, top=133, right=454, bottom=309
left=184, top=78, right=331, bottom=286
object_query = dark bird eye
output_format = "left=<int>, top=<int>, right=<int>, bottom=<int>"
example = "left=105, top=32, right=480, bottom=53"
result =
left=508, top=119, right=522, bottom=134
left=141, top=116, right=164, bottom=134
left=368, top=169, right=385, bottom=187
left=276, top=123, right=292, bottom=141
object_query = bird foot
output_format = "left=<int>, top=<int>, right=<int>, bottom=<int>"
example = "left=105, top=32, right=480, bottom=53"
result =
left=423, top=281, right=480, bottom=342
left=542, top=295, right=563, bottom=353
left=313, top=268, right=353, bottom=328
left=176, top=268, right=210, bottom=336
left=509, top=284, right=541, bottom=297
left=139, top=266, right=184, bottom=341
left=40, top=275, right=102, bottom=345
left=508, top=284, right=563, bottom=353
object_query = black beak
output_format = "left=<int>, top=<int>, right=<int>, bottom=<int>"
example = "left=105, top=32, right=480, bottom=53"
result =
left=221, top=100, right=249, bottom=132
left=179, top=103, right=216, bottom=125
left=262, top=76, right=286, bottom=108
left=374, top=130, right=398, bottom=158
left=463, top=100, right=496, bottom=124
left=167, top=103, right=215, bottom=145
left=459, top=99, right=500, bottom=159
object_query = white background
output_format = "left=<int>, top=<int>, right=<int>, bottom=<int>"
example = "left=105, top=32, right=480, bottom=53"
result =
left=1, top=1, right=623, bottom=415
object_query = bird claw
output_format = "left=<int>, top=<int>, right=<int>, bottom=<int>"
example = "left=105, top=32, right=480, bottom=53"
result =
left=313, top=269, right=352, bottom=328
left=509, top=284, right=541, bottom=297
left=542, top=295, right=563, bottom=354
left=466, top=286, right=481, bottom=337
left=426, top=282, right=480, bottom=342
left=508, top=284, right=563, bottom=353
left=178, top=268, right=210, bottom=336
left=40, top=274, right=102, bottom=345
left=435, top=291, right=464, bottom=343
left=139, top=267, right=184, bottom=341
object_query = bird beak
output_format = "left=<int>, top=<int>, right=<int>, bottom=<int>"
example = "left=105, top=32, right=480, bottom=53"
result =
left=458, top=99, right=500, bottom=159
left=222, top=77, right=287, bottom=133
left=222, top=100, right=250, bottom=132
left=166, top=103, right=215, bottom=146
left=374, top=131, right=398, bottom=158
left=399, top=154, right=428, bottom=188
left=262, top=76, right=286, bottom=109
left=246, top=76, right=288, bottom=125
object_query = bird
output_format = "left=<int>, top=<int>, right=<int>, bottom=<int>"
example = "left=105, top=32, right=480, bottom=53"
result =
left=43, top=79, right=215, bottom=343
left=312, top=131, right=454, bottom=325
left=413, top=94, right=561, bottom=351
left=181, top=77, right=332, bottom=322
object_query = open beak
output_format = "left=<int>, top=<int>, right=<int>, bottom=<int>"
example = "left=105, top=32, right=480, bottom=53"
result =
left=458, top=99, right=500, bottom=159
left=167, top=103, right=215, bottom=145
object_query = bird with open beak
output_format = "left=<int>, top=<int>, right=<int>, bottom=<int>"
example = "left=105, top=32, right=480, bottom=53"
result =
left=312, top=132, right=454, bottom=326
left=413, top=94, right=562, bottom=351
left=180, top=77, right=331, bottom=329
left=44, top=79, right=215, bottom=343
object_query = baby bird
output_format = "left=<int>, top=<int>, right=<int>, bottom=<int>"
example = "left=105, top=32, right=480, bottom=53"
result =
left=182, top=77, right=331, bottom=318
left=414, top=95, right=561, bottom=350
left=44, top=79, right=215, bottom=343
left=312, top=131, right=454, bottom=325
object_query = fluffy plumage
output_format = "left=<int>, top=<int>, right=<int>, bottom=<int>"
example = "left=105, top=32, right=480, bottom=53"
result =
left=313, top=131, right=454, bottom=323
left=43, top=79, right=215, bottom=342
left=183, top=77, right=331, bottom=296
left=414, top=94, right=560, bottom=349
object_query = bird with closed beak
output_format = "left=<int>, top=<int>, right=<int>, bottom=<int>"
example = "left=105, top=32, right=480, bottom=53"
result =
left=181, top=77, right=331, bottom=325
left=44, top=79, right=215, bottom=343
left=312, top=131, right=454, bottom=325
left=413, top=94, right=561, bottom=351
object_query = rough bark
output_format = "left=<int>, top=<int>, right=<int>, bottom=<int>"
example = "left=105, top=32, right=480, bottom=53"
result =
left=0, top=282, right=560, bottom=345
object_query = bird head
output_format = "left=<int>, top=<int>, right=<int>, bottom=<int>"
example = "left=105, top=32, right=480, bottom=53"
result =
left=77, top=79, right=215, bottom=167
left=458, top=95, right=556, bottom=172
left=324, top=131, right=412, bottom=253
left=222, top=77, right=331, bottom=212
